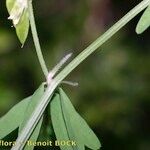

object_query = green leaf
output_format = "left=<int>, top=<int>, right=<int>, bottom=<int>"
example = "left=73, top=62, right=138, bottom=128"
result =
left=136, top=5, right=150, bottom=34
left=19, top=83, right=44, bottom=150
left=51, top=94, right=78, bottom=150
left=60, top=88, right=101, bottom=150
left=50, top=88, right=101, bottom=150
left=16, top=10, right=29, bottom=45
left=0, top=97, right=30, bottom=139
left=6, top=0, right=29, bottom=45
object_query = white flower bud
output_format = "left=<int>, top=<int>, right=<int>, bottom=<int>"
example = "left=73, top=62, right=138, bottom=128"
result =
left=8, top=0, right=28, bottom=26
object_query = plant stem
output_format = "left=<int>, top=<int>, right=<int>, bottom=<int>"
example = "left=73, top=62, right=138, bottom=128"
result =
left=28, top=0, right=48, bottom=77
left=55, top=0, right=150, bottom=83
left=11, top=0, right=150, bottom=149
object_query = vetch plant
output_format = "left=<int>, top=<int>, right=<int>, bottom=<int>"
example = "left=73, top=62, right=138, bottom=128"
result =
left=0, top=0, right=150, bottom=150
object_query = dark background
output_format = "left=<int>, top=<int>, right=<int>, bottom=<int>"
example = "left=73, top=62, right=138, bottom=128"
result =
left=0, top=0, right=150, bottom=150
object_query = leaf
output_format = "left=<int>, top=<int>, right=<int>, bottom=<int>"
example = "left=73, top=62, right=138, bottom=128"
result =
left=51, top=94, right=79, bottom=150
left=50, top=88, right=101, bottom=150
left=19, top=83, right=45, bottom=150
left=15, top=10, right=29, bottom=45
left=19, top=83, right=44, bottom=131
left=0, top=96, right=30, bottom=139
left=136, top=5, right=150, bottom=34
left=59, top=88, right=101, bottom=150
left=6, top=0, right=29, bottom=45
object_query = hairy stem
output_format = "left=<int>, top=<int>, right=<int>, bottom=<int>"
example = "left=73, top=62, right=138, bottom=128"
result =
left=11, top=0, right=150, bottom=149
left=28, top=1, right=48, bottom=77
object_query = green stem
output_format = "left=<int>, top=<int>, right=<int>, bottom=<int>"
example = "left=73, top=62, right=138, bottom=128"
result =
left=55, top=0, right=150, bottom=83
left=28, top=1, right=48, bottom=77
left=11, top=0, right=150, bottom=149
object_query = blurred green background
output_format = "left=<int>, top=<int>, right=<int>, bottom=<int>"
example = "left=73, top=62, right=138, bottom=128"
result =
left=0, top=0, right=150, bottom=150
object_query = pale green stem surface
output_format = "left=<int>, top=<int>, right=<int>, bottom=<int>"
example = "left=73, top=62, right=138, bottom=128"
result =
left=11, top=0, right=150, bottom=149
left=29, top=1, right=48, bottom=77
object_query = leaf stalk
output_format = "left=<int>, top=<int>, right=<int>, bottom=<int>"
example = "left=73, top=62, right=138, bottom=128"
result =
left=28, top=0, right=48, bottom=77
